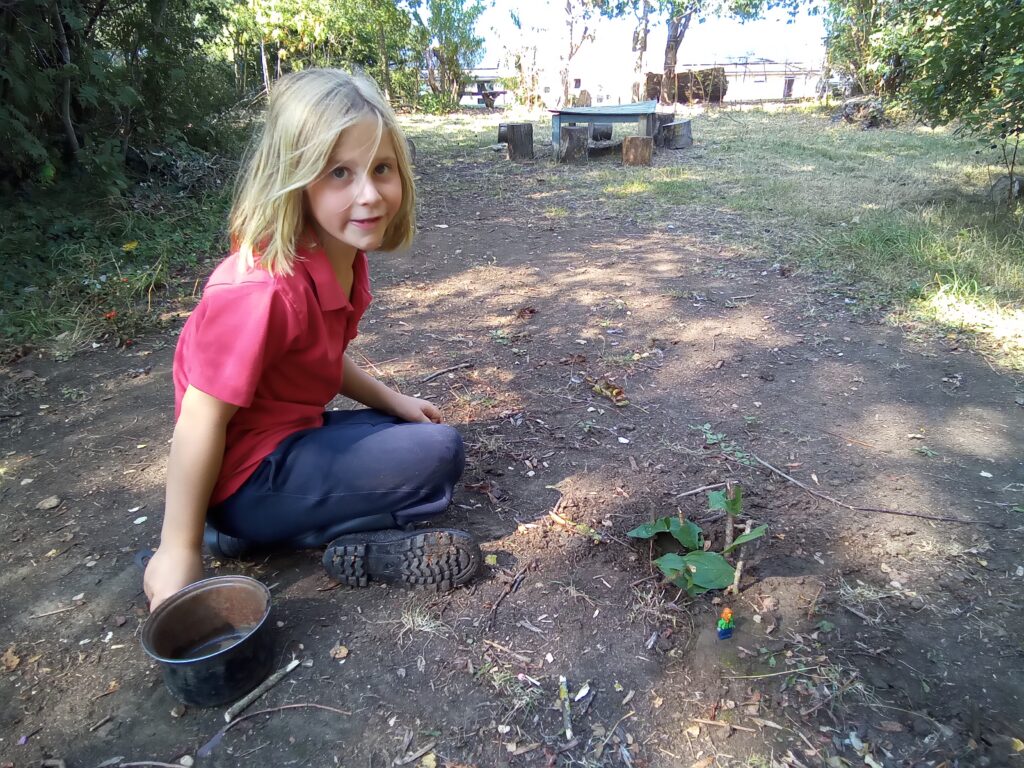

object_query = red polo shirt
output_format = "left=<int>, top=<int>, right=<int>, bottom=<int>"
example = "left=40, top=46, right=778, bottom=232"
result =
left=173, top=243, right=372, bottom=505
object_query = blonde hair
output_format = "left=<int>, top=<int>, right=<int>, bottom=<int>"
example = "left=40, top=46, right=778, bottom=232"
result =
left=230, top=69, right=416, bottom=275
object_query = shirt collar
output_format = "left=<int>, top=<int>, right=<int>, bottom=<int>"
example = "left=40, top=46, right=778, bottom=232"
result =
left=296, top=239, right=371, bottom=313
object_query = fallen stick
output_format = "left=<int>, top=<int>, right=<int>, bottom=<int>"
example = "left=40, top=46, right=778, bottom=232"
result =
left=549, top=510, right=603, bottom=542
left=558, top=676, right=573, bottom=741
left=691, top=718, right=757, bottom=733
left=674, top=482, right=727, bottom=498
left=29, top=605, right=78, bottom=619
left=751, top=454, right=999, bottom=527
left=224, top=658, right=300, bottom=722
left=726, top=519, right=753, bottom=596
left=197, top=703, right=350, bottom=759
left=487, top=563, right=531, bottom=628
left=394, top=739, right=437, bottom=766
left=420, top=361, right=472, bottom=383
left=593, top=711, right=635, bottom=756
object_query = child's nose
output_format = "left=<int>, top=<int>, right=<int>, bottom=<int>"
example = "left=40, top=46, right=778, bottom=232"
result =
left=355, top=176, right=383, bottom=205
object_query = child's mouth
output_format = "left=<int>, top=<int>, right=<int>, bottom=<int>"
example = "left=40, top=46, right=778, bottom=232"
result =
left=350, top=216, right=383, bottom=230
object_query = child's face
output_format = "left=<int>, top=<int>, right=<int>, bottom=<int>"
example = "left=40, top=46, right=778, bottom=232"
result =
left=305, top=117, right=403, bottom=258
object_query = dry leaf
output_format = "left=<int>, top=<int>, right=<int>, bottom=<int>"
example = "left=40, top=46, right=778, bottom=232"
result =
left=1011, top=737, right=1024, bottom=752
left=876, top=720, right=904, bottom=733
left=690, top=758, right=714, bottom=768
left=418, top=754, right=436, bottom=768
left=36, top=496, right=62, bottom=511
left=2, top=646, right=20, bottom=672
left=591, top=377, right=629, bottom=406
left=329, top=644, right=349, bottom=660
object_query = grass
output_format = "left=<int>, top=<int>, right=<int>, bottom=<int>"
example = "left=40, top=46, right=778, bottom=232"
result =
left=4, top=106, right=1022, bottom=368
left=438, top=105, right=1022, bottom=369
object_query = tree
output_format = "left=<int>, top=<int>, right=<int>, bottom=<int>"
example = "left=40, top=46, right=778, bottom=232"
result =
left=600, top=0, right=806, bottom=104
left=909, top=0, right=1023, bottom=200
left=560, top=0, right=598, bottom=106
left=504, top=9, right=544, bottom=108
left=414, top=0, right=486, bottom=109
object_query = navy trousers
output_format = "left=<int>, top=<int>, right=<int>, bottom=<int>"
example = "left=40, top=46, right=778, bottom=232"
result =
left=208, top=409, right=465, bottom=548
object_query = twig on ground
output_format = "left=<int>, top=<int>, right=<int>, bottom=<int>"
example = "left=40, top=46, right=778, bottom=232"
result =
left=751, top=454, right=999, bottom=527
left=224, top=658, right=300, bottom=722
left=29, top=605, right=78, bottom=619
left=822, top=430, right=882, bottom=451
left=420, top=361, right=472, bottom=383
left=487, top=562, right=531, bottom=628
left=724, top=666, right=816, bottom=680
left=724, top=481, right=736, bottom=552
left=197, top=703, right=350, bottom=759
left=691, top=718, right=756, bottom=733
left=726, top=519, right=753, bottom=595
left=594, top=711, right=635, bottom=756
left=674, top=482, right=727, bottom=498
left=806, top=581, right=825, bottom=619
left=355, top=352, right=401, bottom=392
left=394, top=740, right=437, bottom=766
left=482, top=639, right=533, bottom=663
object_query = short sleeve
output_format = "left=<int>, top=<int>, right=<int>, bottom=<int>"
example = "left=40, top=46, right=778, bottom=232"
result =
left=184, top=282, right=299, bottom=408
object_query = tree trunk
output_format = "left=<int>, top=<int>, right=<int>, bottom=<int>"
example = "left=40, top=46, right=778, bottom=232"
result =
left=632, top=1, right=652, bottom=101
left=51, top=1, right=79, bottom=164
left=507, top=123, right=534, bottom=161
left=558, top=125, right=589, bottom=163
left=260, top=38, right=270, bottom=91
left=623, top=135, right=653, bottom=165
left=661, top=9, right=693, bottom=105
left=377, top=25, right=392, bottom=99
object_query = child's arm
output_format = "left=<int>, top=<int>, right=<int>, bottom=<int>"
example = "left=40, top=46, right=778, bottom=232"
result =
left=144, top=385, right=238, bottom=610
left=341, top=353, right=442, bottom=423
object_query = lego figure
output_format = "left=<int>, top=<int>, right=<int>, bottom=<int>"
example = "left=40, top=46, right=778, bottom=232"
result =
left=717, top=607, right=735, bottom=639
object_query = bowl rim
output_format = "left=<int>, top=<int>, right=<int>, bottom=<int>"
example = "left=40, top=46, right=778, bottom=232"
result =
left=141, top=574, right=272, bottom=665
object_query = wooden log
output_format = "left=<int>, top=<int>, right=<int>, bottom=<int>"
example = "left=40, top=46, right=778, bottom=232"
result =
left=590, top=123, right=612, bottom=141
left=497, top=123, right=508, bottom=143
left=622, top=135, right=653, bottom=166
left=652, top=114, right=675, bottom=147
left=506, top=123, right=534, bottom=161
left=662, top=120, right=693, bottom=149
left=558, top=125, right=589, bottom=164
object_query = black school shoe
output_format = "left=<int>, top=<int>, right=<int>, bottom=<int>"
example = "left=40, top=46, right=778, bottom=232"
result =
left=323, top=528, right=480, bottom=590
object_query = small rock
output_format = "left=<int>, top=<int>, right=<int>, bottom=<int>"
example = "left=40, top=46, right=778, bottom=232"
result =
left=178, top=757, right=194, bottom=768
left=170, top=704, right=186, bottom=718
left=36, top=496, right=62, bottom=511
left=113, top=615, right=127, bottom=627
left=909, top=596, right=925, bottom=610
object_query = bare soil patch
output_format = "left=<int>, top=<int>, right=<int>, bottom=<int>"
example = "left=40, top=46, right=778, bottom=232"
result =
left=2, top=120, right=1022, bottom=768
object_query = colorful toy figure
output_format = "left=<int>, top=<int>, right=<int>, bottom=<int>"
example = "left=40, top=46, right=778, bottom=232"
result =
left=717, top=607, right=735, bottom=639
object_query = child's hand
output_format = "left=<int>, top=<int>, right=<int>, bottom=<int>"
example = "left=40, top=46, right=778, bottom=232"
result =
left=144, top=544, right=204, bottom=611
left=388, top=393, right=443, bottom=424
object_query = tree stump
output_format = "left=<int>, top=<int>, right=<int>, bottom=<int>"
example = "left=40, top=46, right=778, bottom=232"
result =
left=590, top=123, right=612, bottom=141
left=622, top=135, right=653, bottom=166
left=506, top=123, right=534, bottom=161
left=652, top=114, right=675, bottom=147
left=497, top=123, right=509, bottom=143
left=661, top=120, right=693, bottom=149
left=406, top=137, right=417, bottom=164
left=558, top=125, right=589, bottom=164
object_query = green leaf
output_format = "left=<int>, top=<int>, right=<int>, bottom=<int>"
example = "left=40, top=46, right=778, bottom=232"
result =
left=707, top=486, right=743, bottom=516
left=681, top=551, right=735, bottom=589
left=627, top=517, right=672, bottom=539
left=628, top=516, right=704, bottom=551
left=653, top=552, right=687, bottom=579
left=723, top=524, right=768, bottom=554
left=817, top=620, right=836, bottom=632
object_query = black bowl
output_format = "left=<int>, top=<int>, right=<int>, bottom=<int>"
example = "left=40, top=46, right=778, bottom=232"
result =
left=142, top=575, right=274, bottom=707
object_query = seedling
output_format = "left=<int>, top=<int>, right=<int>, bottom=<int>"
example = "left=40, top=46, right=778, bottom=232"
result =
left=627, top=484, right=767, bottom=596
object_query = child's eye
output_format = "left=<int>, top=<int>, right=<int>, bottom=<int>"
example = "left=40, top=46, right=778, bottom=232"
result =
left=330, top=167, right=350, bottom=180
left=374, top=163, right=392, bottom=175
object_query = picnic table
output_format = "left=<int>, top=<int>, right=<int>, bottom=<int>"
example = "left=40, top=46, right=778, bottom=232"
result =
left=549, top=100, right=658, bottom=153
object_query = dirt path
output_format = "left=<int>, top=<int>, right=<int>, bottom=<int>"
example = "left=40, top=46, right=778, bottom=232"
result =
left=2, top=142, right=1022, bottom=768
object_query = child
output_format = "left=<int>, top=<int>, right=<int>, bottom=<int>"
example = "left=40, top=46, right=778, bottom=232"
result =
left=143, top=69, right=480, bottom=610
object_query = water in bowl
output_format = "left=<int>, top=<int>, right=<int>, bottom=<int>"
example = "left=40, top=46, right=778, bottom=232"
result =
left=175, top=628, right=252, bottom=660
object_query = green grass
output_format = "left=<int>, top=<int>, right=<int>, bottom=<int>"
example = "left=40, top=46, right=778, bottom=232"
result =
left=1, top=182, right=230, bottom=355
left=536, top=106, right=1024, bottom=368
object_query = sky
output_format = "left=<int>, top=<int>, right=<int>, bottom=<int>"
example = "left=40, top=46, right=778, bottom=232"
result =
left=476, top=1, right=828, bottom=72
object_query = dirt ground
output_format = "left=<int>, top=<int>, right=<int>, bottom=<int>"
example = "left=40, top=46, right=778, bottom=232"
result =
left=2, top=127, right=1023, bottom=768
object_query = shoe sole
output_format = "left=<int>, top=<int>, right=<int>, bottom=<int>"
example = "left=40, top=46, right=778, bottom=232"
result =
left=323, top=528, right=480, bottom=591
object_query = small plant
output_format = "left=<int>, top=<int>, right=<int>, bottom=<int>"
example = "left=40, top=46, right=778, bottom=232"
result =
left=913, top=445, right=939, bottom=458
left=692, top=423, right=754, bottom=465
left=628, top=484, right=766, bottom=596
